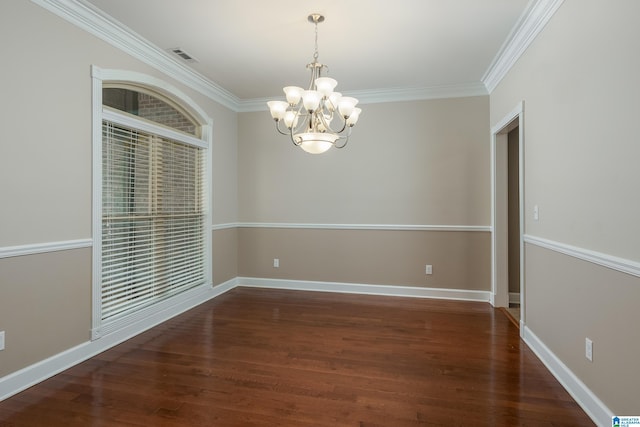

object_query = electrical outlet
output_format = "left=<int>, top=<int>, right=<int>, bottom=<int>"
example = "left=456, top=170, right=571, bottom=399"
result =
left=0, top=331, right=5, bottom=351
left=585, top=337, right=593, bottom=362
left=425, top=265, right=433, bottom=275
left=273, top=258, right=279, bottom=268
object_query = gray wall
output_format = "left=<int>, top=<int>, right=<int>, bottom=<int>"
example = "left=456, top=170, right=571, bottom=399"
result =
left=239, top=98, right=490, bottom=225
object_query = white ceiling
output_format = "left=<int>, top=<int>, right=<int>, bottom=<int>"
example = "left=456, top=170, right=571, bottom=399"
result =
left=83, top=0, right=530, bottom=102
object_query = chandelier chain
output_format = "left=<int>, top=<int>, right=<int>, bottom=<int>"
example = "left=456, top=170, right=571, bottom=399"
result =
left=313, top=20, right=319, bottom=61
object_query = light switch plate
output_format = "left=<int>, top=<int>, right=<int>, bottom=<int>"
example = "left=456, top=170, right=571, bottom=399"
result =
left=585, top=337, right=593, bottom=362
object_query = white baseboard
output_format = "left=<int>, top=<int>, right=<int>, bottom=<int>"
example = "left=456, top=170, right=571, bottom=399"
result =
left=0, top=277, right=488, bottom=402
left=2, top=275, right=609, bottom=427
left=237, top=277, right=491, bottom=302
left=0, top=278, right=236, bottom=402
left=523, top=326, right=613, bottom=427
left=509, top=292, right=520, bottom=305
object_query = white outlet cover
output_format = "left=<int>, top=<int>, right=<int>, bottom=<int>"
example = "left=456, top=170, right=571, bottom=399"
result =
left=0, top=331, right=5, bottom=351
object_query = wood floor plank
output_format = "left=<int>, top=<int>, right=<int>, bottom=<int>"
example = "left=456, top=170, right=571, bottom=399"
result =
left=0, top=287, right=594, bottom=426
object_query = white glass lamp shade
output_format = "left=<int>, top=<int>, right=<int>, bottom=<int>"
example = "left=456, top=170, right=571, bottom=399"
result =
left=284, top=110, right=299, bottom=129
left=338, top=97, right=359, bottom=118
left=346, top=107, right=362, bottom=126
left=315, top=77, right=338, bottom=98
left=267, top=101, right=288, bottom=120
left=327, top=92, right=342, bottom=112
left=301, top=90, right=321, bottom=112
left=283, top=86, right=304, bottom=106
left=294, top=132, right=339, bottom=154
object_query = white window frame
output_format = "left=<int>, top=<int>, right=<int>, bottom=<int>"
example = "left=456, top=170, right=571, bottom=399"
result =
left=91, top=66, right=212, bottom=340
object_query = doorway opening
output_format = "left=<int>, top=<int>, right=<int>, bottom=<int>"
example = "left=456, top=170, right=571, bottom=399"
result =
left=491, top=101, right=524, bottom=333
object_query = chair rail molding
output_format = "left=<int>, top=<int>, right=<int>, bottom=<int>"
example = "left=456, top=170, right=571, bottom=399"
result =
left=524, top=234, right=640, bottom=279
left=0, top=239, right=92, bottom=259
left=222, top=222, right=492, bottom=232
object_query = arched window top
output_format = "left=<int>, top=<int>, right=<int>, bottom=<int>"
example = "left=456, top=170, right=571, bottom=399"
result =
left=103, top=85, right=199, bottom=137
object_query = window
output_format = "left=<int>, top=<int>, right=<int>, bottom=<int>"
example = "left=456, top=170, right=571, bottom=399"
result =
left=92, top=68, right=211, bottom=339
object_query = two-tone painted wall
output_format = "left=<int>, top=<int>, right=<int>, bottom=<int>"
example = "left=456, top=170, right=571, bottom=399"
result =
left=2, top=1, right=638, bottom=425
left=490, top=0, right=640, bottom=417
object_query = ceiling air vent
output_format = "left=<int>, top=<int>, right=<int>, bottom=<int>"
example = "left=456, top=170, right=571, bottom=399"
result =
left=168, top=48, right=198, bottom=63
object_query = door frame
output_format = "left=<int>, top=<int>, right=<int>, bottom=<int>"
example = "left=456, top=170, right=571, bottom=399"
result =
left=490, top=101, right=525, bottom=331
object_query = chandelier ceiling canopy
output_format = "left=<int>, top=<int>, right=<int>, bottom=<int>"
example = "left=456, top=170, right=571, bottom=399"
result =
left=267, top=14, right=362, bottom=154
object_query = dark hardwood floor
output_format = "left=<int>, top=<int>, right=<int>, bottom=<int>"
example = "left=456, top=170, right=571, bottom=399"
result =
left=0, top=287, right=593, bottom=426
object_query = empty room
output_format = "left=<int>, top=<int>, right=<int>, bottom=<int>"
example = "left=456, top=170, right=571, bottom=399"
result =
left=0, top=1, right=638, bottom=426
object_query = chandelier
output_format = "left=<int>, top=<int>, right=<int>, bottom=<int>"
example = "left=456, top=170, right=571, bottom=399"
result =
left=267, top=14, right=362, bottom=154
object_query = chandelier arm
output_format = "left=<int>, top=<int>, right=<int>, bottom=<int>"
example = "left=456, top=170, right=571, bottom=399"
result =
left=314, top=105, right=350, bottom=135
left=334, top=127, right=352, bottom=149
left=287, top=106, right=310, bottom=146
left=307, top=59, right=320, bottom=91
left=334, top=136, right=349, bottom=149
left=274, top=120, right=290, bottom=136
left=316, top=108, right=333, bottom=132
left=335, top=119, right=348, bottom=134
left=301, top=110, right=313, bottom=133
left=318, top=104, right=347, bottom=134
left=307, top=68, right=315, bottom=90
left=288, top=127, right=301, bottom=147
left=324, top=115, right=347, bottom=134
left=284, top=105, right=310, bottom=136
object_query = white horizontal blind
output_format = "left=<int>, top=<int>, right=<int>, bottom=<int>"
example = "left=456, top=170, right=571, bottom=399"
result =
left=101, top=120, right=205, bottom=322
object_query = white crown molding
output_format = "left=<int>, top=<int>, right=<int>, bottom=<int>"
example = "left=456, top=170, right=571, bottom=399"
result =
left=0, top=239, right=92, bottom=259
left=238, top=82, right=489, bottom=113
left=217, top=222, right=491, bottom=232
left=524, top=234, right=640, bottom=279
left=31, top=0, right=240, bottom=111
left=350, top=82, right=489, bottom=104
left=31, top=0, right=566, bottom=112
left=482, top=0, right=565, bottom=93
left=30, top=0, right=491, bottom=113
left=523, top=326, right=612, bottom=426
